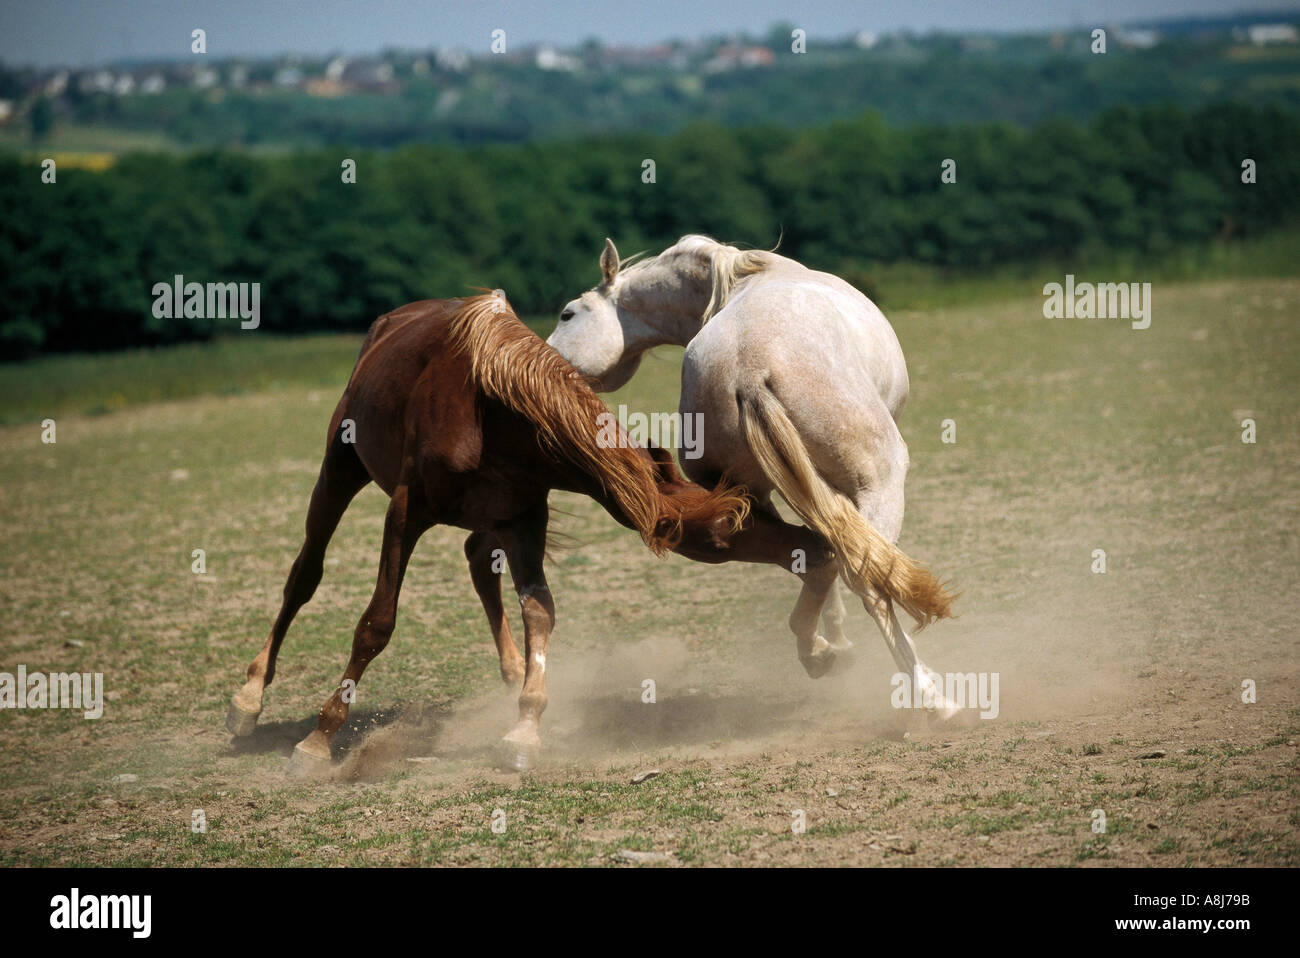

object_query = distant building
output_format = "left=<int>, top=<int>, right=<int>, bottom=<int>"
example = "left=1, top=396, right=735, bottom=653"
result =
left=304, top=78, right=346, bottom=97
left=434, top=88, right=461, bottom=115
left=536, top=46, right=580, bottom=71
left=343, top=60, right=396, bottom=91
left=1118, top=28, right=1160, bottom=49
left=1246, top=23, right=1299, bottom=45
left=79, top=70, right=114, bottom=93
left=703, top=44, right=774, bottom=72
left=434, top=48, right=470, bottom=72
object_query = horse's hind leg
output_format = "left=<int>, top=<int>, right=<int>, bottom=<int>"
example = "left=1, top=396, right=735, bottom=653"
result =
left=496, top=506, right=553, bottom=772
left=227, top=432, right=370, bottom=736
left=464, top=531, right=526, bottom=687
left=679, top=495, right=844, bottom=679
left=821, top=583, right=851, bottom=651
left=786, top=561, right=845, bottom=677
left=290, top=482, right=429, bottom=773
left=851, top=483, right=960, bottom=720
left=862, top=589, right=961, bottom=721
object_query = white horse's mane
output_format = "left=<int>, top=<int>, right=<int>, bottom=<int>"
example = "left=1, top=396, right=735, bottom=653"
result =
left=622, top=235, right=777, bottom=323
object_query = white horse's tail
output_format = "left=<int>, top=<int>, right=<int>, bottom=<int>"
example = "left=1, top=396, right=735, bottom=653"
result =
left=739, top=389, right=955, bottom=628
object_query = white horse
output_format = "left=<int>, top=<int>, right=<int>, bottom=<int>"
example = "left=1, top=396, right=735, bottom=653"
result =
left=548, top=235, right=960, bottom=715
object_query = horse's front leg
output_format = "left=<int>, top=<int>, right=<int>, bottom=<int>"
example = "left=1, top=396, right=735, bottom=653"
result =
left=497, top=507, right=554, bottom=771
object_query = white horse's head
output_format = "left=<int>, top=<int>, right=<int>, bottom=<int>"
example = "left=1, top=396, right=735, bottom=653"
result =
left=547, top=237, right=650, bottom=391
left=549, top=235, right=772, bottom=392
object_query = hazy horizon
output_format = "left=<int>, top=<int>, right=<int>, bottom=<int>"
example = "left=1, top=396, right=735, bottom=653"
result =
left=2, top=0, right=1299, bottom=69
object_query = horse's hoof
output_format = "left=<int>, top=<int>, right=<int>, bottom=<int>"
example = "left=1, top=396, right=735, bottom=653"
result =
left=826, top=635, right=854, bottom=652
left=927, top=704, right=980, bottom=728
left=799, top=636, right=836, bottom=679
left=498, top=734, right=540, bottom=772
left=225, top=698, right=261, bottom=737
left=286, top=741, right=333, bottom=778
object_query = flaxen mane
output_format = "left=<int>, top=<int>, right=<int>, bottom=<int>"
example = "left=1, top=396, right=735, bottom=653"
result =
left=444, top=292, right=747, bottom=553
left=619, top=236, right=776, bottom=324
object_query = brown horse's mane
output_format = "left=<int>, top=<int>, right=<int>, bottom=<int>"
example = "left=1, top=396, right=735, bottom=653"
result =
left=444, top=292, right=748, bottom=553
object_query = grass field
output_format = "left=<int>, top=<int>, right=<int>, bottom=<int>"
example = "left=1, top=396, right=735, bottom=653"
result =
left=4, top=228, right=1298, bottom=427
left=0, top=276, right=1296, bottom=865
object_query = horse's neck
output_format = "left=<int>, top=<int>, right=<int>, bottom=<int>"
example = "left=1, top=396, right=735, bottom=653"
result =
left=621, top=257, right=713, bottom=347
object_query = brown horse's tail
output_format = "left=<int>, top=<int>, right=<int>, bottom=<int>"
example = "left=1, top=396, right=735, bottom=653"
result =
left=738, top=389, right=954, bottom=628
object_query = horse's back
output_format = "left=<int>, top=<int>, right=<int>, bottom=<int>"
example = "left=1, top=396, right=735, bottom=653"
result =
left=689, top=269, right=909, bottom=416
left=338, top=299, right=481, bottom=492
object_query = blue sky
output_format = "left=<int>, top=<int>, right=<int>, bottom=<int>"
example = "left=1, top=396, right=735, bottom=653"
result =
left=2, top=0, right=1298, bottom=67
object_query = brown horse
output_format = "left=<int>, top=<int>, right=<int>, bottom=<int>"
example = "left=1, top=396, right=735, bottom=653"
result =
left=226, top=291, right=824, bottom=772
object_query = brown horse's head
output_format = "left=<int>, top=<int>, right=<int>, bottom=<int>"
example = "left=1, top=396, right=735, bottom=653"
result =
left=642, top=446, right=750, bottom=556
left=446, top=293, right=749, bottom=556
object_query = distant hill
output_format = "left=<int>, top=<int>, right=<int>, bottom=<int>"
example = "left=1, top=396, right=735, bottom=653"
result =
left=1, top=12, right=1298, bottom=152
left=1125, top=7, right=1300, bottom=35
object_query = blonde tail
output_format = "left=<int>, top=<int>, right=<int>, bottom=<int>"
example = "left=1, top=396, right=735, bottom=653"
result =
left=739, top=390, right=954, bottom=628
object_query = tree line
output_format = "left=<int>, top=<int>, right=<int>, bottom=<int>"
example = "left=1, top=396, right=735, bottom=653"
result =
left=10, top=27, right=1300, bottom=150
left=2, top=101, right=1297, bottom=359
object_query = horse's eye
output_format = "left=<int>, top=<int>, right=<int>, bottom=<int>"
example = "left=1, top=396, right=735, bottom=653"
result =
left=560, top=308, right=576, bottom=322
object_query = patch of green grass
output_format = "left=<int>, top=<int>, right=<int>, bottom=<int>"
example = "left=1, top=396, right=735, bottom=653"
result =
left=1076, top=837, right=1111, bottom=861
left=0, top=318, right=555, bottom=425
left=860, top=227, right=1300, bottom=312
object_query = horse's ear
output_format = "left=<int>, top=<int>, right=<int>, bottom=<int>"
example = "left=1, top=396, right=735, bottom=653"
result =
left=600, top=237, right=620, bottom=285
left=646, top=445, right=686, bottom=483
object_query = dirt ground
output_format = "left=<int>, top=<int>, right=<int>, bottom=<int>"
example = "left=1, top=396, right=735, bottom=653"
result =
left=0, top=278, right=1296, bottom=866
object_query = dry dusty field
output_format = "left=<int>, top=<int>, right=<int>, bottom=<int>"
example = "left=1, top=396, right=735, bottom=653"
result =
left=0, top=278, right=1296, bottom=866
